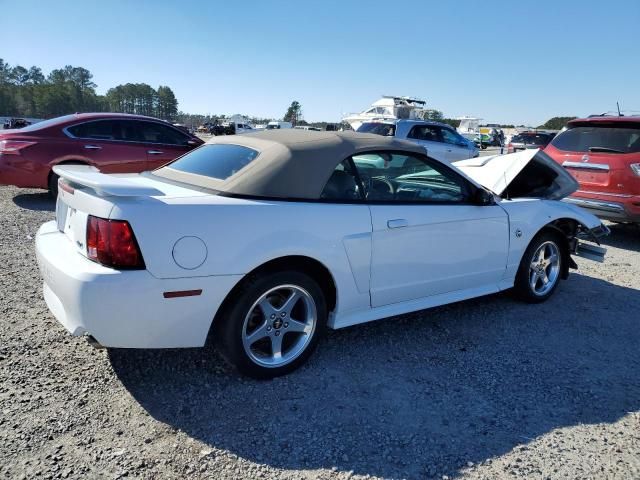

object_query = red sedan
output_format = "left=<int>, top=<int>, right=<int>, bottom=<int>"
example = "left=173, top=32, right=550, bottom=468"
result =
left=0, top=113, right=203, bottom=196
left=545, top=116, right=640, bottom=224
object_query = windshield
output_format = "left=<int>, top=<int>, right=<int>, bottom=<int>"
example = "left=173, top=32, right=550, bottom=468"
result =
left=162, top=144, right=259, bottom=180
left=357, top=122, right=396, bottom=136
left=551, top=124, right=640, bottom=154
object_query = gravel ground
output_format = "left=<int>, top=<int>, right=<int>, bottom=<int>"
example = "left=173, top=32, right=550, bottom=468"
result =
left=1, top=185, right=639, bottom=480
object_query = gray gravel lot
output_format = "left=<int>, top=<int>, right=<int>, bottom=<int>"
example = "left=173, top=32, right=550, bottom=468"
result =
left=1, top=185, right=639, bottom=480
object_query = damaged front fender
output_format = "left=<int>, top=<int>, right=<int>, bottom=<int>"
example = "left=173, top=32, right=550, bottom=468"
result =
left=572, top=223, right=610, bottom=263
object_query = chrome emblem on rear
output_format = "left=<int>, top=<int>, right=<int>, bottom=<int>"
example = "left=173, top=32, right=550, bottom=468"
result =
left=582, top=154, right=590, bottom=163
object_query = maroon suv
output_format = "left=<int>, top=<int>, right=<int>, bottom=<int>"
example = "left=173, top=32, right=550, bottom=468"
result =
left=0, top=113, right=204, bottom=195
left=545, top=116, right=640, bottom=223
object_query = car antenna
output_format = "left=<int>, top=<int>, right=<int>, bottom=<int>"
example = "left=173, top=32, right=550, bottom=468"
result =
left=617, top=101, right=623, bottom=117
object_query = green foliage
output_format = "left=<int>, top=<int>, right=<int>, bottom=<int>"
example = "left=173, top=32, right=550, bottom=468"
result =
left=422, top=109, right=444, bottom=121
left=538, top=116, right=577, bottom=130
left=419, top=109, right=460, bottom=129
left=0, top=59, right=179, bottom=120
left=283, top=101, right=302, bottom=125
left=440, top=118, right=461, bottom=128
left=156, top=86, right=178, bottom=121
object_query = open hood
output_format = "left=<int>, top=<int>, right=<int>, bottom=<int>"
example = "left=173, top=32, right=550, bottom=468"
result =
left=453, top=149, right=578, bottom=200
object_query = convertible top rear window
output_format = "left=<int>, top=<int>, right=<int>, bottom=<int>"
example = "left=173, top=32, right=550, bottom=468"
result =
left=163, top=144, right=259, bottom=180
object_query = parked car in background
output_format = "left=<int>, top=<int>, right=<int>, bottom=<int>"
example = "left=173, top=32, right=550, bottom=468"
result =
left=219, top=121, right=255, bottom=135
left=545, top=116, right=640, bottom=223
left=508, top=132, right=555, bottom=153
left=266, top=121, right=293, bottom=130
left=474, top=133, right=492, bottom=149
left=0, top=113, right=204, bottom=196
left=36, top=130, right=607, bottom=378
left=358, top=119, right=479, bottom=162
left=3, top=118, right=33, bottom=129
left=294, top=125, right=322, bottom=131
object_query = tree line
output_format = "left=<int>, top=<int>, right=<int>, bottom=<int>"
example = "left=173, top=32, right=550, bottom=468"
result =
left=0, top=59, right=178, bottom=121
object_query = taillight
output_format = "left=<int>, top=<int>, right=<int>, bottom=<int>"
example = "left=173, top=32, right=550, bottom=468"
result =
left=630, top=164, right=640, bottom=177
left=0, top=140, right=36, bottom=155
left=86, top=215, right=145, bottom=269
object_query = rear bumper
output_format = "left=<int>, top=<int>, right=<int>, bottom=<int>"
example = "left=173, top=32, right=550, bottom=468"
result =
left=564, top=192, right=640, bottom=223
left=36, top=221, right=242, bottom=348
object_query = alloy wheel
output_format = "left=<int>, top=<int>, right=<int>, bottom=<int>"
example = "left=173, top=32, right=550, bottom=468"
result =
left=241, top=284, right=317, bottom=368
left=529, top=241, right=561, bottom=296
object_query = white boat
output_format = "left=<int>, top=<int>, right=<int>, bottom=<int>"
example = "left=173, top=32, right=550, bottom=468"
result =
left=342, top=96, right=426, bottom=131
left=457, top=116, right=482, bottom=134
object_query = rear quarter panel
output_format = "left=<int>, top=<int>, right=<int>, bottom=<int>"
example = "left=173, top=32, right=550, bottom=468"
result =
left=0, top=133, right=82, bottom=188
left=109, top=196, right=373, bottom=318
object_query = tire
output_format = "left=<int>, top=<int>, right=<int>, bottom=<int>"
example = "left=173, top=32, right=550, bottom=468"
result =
left=48, top=162, right=86, bottom=198
left=48, top=172, right=59, bottom=198
left=513, top=231, right=564, bottom=303
left=214, top=270, right=327, bottom=379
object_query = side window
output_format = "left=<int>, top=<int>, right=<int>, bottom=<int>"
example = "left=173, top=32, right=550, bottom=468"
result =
left=138, top=121, right=189, bottom=145
left=440, top=128, right=462, bottom=145
left=320, top=160, right=362, bottom=201
left=351, top=152, right=470, bottom=203
left=407, top=125, right=441, bottom=142
left=119, top=120, right=143, bottom=142
left=68, top=120, right=119, bottom=140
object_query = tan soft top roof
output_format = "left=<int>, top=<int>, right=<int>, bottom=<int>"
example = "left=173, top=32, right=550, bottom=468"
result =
left=156, top=130, right=427, bottom=199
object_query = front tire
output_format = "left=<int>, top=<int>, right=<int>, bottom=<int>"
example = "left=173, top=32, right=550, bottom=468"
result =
left=513, top=231, right=564, bottom=303
left=214, top=271, right=327, bottom=379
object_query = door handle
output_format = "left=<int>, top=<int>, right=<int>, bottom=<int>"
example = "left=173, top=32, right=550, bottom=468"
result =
left=84, top=144, right=101, bottom=150
left=387, top=219, right=408, bottom=229
left=147, top=150, right=164, bottom=155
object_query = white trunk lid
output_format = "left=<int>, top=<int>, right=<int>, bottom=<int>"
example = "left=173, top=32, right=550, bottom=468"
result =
left=53, top=165, right=209, bottom=258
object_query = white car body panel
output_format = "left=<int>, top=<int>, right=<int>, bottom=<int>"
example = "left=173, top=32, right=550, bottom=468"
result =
left=368, top=204, right=509, bottom=307
left=36, top=221, right=243, bottom=348
left=496, top=198, right=603, bottom=288
left=454, top=149, right=538, bottom=194
left=36, top=155, right=605, bottom=348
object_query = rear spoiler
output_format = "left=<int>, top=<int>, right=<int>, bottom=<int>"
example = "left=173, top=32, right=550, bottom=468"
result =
left=53, top=165, right=164, bottom=197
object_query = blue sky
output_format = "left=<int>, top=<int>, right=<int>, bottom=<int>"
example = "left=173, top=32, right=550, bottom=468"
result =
left=3, top=0, right=639, bottom=125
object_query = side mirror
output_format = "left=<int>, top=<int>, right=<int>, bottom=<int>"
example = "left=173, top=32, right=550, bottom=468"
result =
left=474, top=188, right=495, bottom=206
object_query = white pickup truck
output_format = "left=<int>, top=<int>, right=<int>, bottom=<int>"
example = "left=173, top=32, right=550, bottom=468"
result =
left=358, top=119, right=479, bottom=163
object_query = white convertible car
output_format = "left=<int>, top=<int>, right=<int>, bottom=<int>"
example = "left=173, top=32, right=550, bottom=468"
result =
left=36, top=130, right=608, bottom=378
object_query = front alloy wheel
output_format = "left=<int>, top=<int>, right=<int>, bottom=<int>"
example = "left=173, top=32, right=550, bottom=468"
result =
left=514, top=231, right=564, bottom=303
left=528, top=241, right=561, bottom=297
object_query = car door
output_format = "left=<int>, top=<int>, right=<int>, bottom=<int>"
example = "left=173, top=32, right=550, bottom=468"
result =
left=66, top=119, right=149, bottom=173
left=350, top=151, right=509, bottom=308
left=136, top=120, right=194, bottom=169
left=440, top=127, right=473, bottom=161
left=406, top=124, right=448, bottom=161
